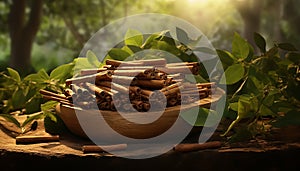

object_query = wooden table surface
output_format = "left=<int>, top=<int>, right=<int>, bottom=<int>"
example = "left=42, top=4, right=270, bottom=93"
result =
left=1, top=116, right=300, bottom=171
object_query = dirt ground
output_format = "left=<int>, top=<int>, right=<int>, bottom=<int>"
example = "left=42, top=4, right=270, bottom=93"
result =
left=0, top=116, right=300, bottom=171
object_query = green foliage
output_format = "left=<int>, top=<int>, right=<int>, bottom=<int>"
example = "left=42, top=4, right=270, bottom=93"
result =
left=124, top=29, right=144, bottom=47
left=216, top=32, right=300, bottom=139
left=0, top=66, right=62, bottom=129
left=254, top=32, right=266, bottom=53
left=0, top=51, right=96, bottom=131
left=232, top=32, right=250, bottom=59
left=219, top=64, right=245, bottom=85
left=180, top=107, right=219, bottom=127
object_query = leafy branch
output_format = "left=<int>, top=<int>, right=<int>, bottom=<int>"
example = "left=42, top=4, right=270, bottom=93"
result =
left=216, top=32, right=300, bottom=140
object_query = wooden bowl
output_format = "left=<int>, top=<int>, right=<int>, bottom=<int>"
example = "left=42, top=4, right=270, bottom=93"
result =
left=56, top=88, right=225, bottom=142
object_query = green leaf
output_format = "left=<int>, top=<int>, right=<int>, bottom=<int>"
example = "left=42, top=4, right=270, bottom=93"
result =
left=127, top=45, right=143, bottom=53
left=229, top=102, right=238, bottom=112
left=38, top=69, right=50, bottom=80
left=238, top=95, right=252, bottom=118
left=44, top=113, right=67, bottom=134
left=107, top=48, right=131, bottom=61
left=266, top=47, right=279, bottom=57
left=247, top=76, right=264, bottom=94
left=41, top=101, right=58, bottom=112
left=87, top=50, right=101, bottom=67
left=253, top=32, right=266, bottom=53
left=193, top=47, right=216, bottom=55
left=176, top=27, right=189, bottom=45
left=50, top=63, right=74, bottom=81
left=222, top=95, right=255, bottom=136
left=41, top=101, right=59, bottom=122
left=124, top=29, right=143, bottom=46
left=0, top=114, right=21, bottom=128
left=142, top=30, right=169, bottom=49
left=219, top=63, right=245, bottom=85
left=216, top=49, right=235, bottom=68
left=185, top=74, right=208, bottom=83
left=180, top=107, right=219, bottom=127
left=232, top=32, right=250, bottom=59
left=278, top=43, right=298, bottom=51
left=121, top=46, right=134, bottom=55
left=73, top=57, right=96, bottom=75
left=11, top=88, right=26, bottom=110
left=286, top=52, right=300, bottom=63
left=262, top=94, right=275, bottom=107
left=159, top=31, right=176, bottom=47
left=24, top=73, right=44, bottom=83
left=259, top=104, right=275, bottom=116
left=25, top=97, right=42, bottom=114
left=142, top=34, right=159, bottom=49
left=21, top=112, right=44, bottom=127
left=7, top=68, right=21, bottom=82
left=188, top=35, right=202, bottom=47
left=156, top=41, right=177, bottom=52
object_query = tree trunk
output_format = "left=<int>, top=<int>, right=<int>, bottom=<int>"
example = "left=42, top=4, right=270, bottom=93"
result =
left=235, top=0, right=262, bottom=48
left=8, top=0, right=43, bottom=74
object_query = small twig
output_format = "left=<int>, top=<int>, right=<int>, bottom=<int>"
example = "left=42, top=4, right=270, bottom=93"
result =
left=174, top=141, right=222, bottom=152
left=82, top=144, right=127, bottom=153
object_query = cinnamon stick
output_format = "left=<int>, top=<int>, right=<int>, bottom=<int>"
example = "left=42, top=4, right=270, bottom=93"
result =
left=155, top=66, right=194, bottom=75
left=138, top=58, right=167, bottom=66
left=142, top=102, right=150, bottom=111
left=197, top=82, right=216, bottom=89
left=39, top=89, right=66, bottom=99
left=71, top=84, right=90, bottom=97
left=163, top=86, right=183, bottom=97
left=166, top=62, right=199, bottom=67
left=41, top=95, right=71, bottom=104
left=111, top=75, right=137, bottom=85
left=112, top=66, right=155, bottom=71
left=168, top=73, right=184, bottom=80
left=128, top=86, right=141, bottom=95
left=112, top=69, right=150, bottom=77
left=131, top=100, right=143, bottom=111
left=154, top=72, right=167, bottom=80
left=167, top=62, right=200, bottom=74
left=106, top=59, right=144, bottom=67
left=135, top=80, right=166, bottom=89
left=140, top=89, right=165, bottom=102
left=160, top=82, right=182, bottom=92
left=59, top=100, right=74, bottom=107
left=97, top=81, right=129, bottom=94
left=63, top=88, right=74, bottom=97
left=16, top=135, right=60, bottom=144
left=174, top=141, right=222, bottom=152
left=66, top=71, right=112, bottom=85
left=82, top=144, right=127, bottom=153
left=167, top=97, right=178, bottom=106
left=85, top=82, right=106, bottom=98
left=97, top=85, right=117, bottom=95
left=80, top=68, right=108, bottom=76
left=97, top=101, right=111, bottom=110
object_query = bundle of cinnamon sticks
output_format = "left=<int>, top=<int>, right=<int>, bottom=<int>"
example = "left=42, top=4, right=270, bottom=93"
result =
left=40, top=58, right=216, bottom=112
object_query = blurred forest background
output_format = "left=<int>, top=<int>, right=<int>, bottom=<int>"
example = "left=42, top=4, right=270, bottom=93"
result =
left=0, top=0, right=299, bottom=75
